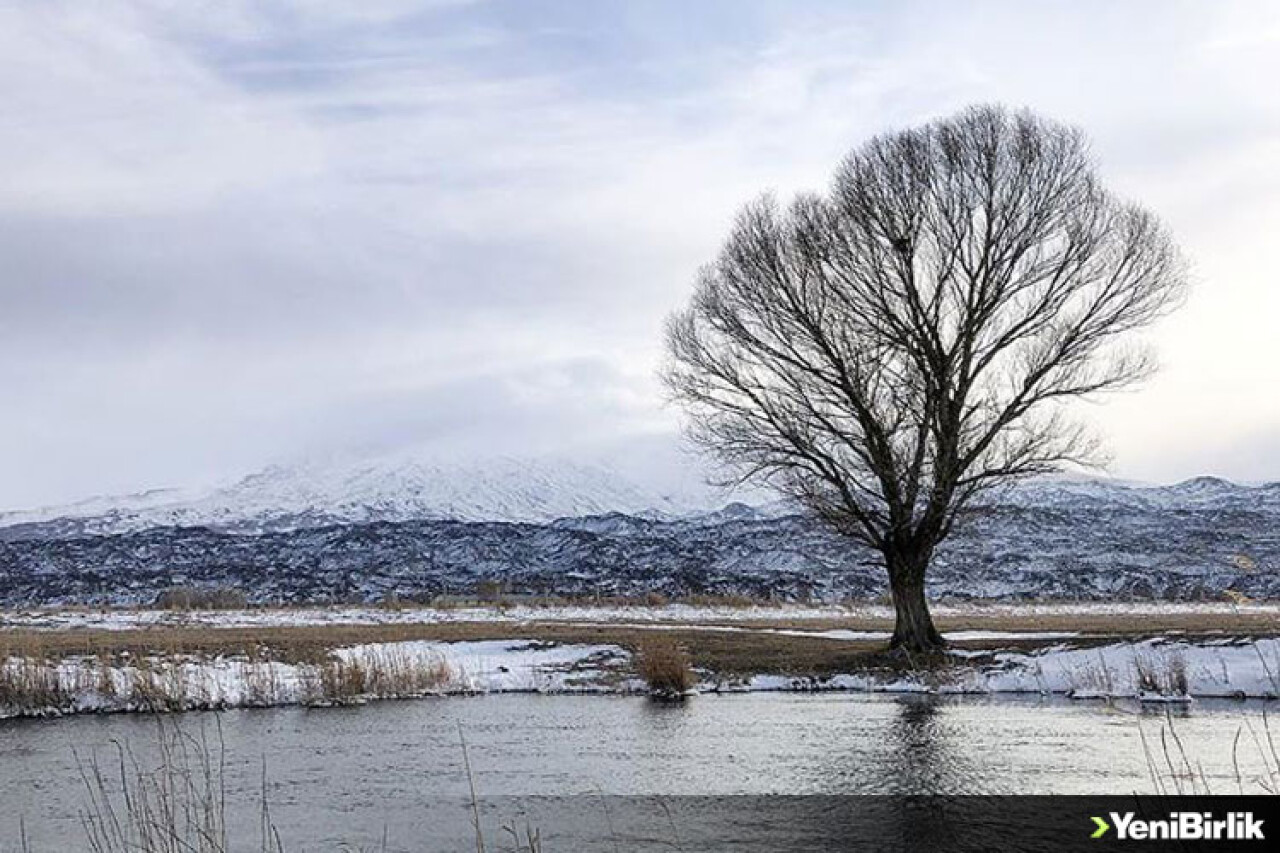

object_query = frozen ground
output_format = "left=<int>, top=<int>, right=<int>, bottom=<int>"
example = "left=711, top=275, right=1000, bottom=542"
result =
left=5, top=601, right=1279, bottom=719
left=740, top=637, right=1280, bottom=700
left=4, top=632, right=1280, bottom=720
left=4, top=600, right=1278, bottom=631
left=0, top=640, right=630, bottom=719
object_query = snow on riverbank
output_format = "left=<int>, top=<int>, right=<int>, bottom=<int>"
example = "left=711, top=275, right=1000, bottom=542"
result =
left=4, top=600, right=1278, bottom=632
left=5, top=635, right=1280, bottom=720
left=738, top=637, right=1280, bottom=701
left=985, top=637, right=1280, bottom=700
left=0, top=641, right=628, bottom=719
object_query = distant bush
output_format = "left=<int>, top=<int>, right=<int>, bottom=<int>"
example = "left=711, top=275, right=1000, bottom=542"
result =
left=1222, top=588, right=1252, bottom=606
left=153, top=586, right=248, bottom=611
left=677, top=593, right=758, bottom=608
left=636, top=636, right=696, bottom=698
left=377, top=592, right=408, bottom=611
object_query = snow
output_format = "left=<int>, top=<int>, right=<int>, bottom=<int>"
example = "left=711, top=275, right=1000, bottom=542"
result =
left=4, top=600, right=1277, bottom=632
left=0, top=453, right=723, bottom=533
left=716, top=638, right=1280, bottom=701
left=334, top=639, right=627, bottom=693
left=5, top=455, right=1279, bottom=537
left=943, top=630, right=1080, bottom=642
left=7, top=464, right=1280, bottom=607
left=5, top=632, right=1280, bottom=721
left=6, top=598, right=1280, bottom=720
left=0, top=640, right=629, bottom=719
left=977, top=637, right=1280, bottom=699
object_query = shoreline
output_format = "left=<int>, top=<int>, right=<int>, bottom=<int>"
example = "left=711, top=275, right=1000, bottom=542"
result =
left=6, top=612, right=1280, bottom=719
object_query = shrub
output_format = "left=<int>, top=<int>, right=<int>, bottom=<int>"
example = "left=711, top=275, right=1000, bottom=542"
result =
left=125, top=658, right=189, bottom=712
left=636, top=636, right=696, bottom=698
left=153, top=586, right=248, bottom=611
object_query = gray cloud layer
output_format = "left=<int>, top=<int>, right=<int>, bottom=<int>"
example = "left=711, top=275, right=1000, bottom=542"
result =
left=2, top=0, right=1279, bottom=507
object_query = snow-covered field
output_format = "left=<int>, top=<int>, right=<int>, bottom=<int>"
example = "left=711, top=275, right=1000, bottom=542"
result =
left=740, top=637, right=1280, bottom=700
left=4, top=632, right=1279, bottom=720
left=4, top=600, right=1278, bottom=632
left=0, top=640, right=630, bottom=719
left=5, top=600, right=1279, bottom=719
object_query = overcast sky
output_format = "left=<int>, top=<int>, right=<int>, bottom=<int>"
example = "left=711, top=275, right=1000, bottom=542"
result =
left=2, top=0, right=1279, bottom=509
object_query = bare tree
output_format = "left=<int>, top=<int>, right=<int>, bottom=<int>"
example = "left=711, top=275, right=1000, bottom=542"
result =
left=664, top=105, right=1186, bottom=652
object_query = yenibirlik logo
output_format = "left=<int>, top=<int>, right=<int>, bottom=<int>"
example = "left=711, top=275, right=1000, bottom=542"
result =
left=1091, top=812, right=1265, bottom=841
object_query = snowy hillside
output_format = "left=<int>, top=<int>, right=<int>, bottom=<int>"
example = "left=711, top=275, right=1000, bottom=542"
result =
left=4, top=458, right=1280, bottom=608
left=2, top=463, right=1279, bottom=606
left=6, top=454, right=1280, bottom=539
left=980, top=473, right=1280, bottom=513
left=0, top=453, right=724, bottom=535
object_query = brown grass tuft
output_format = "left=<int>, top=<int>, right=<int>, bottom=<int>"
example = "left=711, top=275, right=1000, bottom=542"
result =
left=636, top=635, right=697, bottom=697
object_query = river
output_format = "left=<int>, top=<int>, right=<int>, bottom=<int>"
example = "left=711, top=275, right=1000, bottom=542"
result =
left=1, top=693, right=1273, bottom=851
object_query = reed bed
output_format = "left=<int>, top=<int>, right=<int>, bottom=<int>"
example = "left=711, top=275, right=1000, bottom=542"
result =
left=1, top=643, right=459, bottom=718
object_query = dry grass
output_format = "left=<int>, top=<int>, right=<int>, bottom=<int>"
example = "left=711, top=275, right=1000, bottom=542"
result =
left=4, top=601, right=1279, bottom=716
left=636, top=636, right=697, bottom=697
left=310, top=647, right=455, bottom=705
left=153, top=586, right=249, bottom=611
left=2, top=643, right=460, bottom=717
left=0, top=656, right=72, bottom=714
left=1, top=616, right=1214, bottom=693
left=126, top=658, right=191, bottom=713
left=76, top=720, right=283, bottom=853
left=1143, top=709, right=1280, bottom=795
left=1133, top=649, right=1190, bottom=697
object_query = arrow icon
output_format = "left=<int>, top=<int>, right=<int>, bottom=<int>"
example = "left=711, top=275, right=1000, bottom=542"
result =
left=1091, top=816, right=1111, bottom=839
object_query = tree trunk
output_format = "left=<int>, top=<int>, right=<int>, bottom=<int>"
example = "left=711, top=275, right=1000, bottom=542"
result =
left=886, top=549, right=945, bottom=653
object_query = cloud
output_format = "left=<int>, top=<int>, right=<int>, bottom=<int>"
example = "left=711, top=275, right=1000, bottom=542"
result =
left=1, top=0, right=1278, bottom=507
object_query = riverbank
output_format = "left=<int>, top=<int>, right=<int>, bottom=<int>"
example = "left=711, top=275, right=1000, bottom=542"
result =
left=4, top=602, right=1279, bottom=718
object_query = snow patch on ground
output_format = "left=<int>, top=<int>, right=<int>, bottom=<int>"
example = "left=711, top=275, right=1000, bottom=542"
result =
left=5, top=631, right=1280, bottom=721
left=0, top=640, right=628, bottom=719
left=4, top=601, right=1278, bottom=632
left=717, top=638, right=1280, bottom=701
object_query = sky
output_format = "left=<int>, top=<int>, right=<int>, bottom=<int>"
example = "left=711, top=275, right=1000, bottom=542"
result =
left=2, top=0, right=1279, bottom=509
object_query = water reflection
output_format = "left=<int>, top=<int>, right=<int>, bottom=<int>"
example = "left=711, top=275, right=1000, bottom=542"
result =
left=888, top=696, right=951, bottom=792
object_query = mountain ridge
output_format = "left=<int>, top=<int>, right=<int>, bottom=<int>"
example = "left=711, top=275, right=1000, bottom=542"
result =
left=2, top=456, right=1278, bottom=606
left=3, top=454, right=1280, bottom=542
left=0, top=454, right=726, bottom=537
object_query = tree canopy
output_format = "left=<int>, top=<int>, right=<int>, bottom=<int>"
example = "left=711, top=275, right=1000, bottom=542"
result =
left=664, top=105, right=1187, bottom=650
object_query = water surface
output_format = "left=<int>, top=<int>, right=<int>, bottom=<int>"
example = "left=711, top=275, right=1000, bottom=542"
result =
left=1, top=693, right=1270, bottom=851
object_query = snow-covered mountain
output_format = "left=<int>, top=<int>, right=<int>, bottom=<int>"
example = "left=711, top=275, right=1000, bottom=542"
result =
left=979, top=473, right=1280, bottom=513
left=3, top=460, right=1279, bottom=540
left=0, top=453, right=724, bottom=536
left=2, top=463, right=1279, bottom=607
